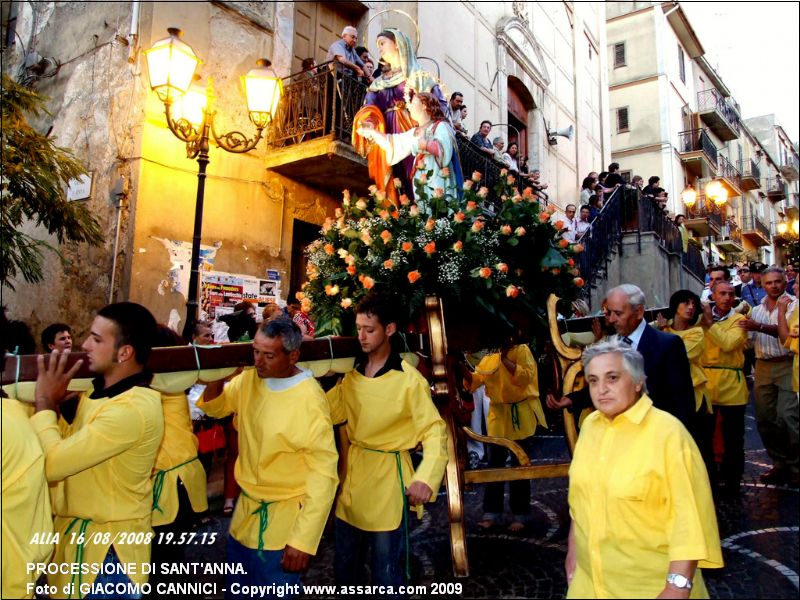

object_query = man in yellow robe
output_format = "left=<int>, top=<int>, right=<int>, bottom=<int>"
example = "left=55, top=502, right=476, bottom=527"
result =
left=700, top=281, right=748, bottom=495
left=199, top=317, right=338, bottom=598
left=1, top=329, right=54, bottom=599
left=31, top=302, right=164, bottom=599
left=464, top=342, right=546, bottom=531
left=327, top=293, right=448, bottom=588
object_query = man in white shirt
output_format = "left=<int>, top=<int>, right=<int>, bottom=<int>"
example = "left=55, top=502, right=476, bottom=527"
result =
left=448, top=92, right=464, bottom=133
left=559, top=204, right=578, bottom=242
left=574, top=205, right=592, bottom=240
left=737, top=266, right=798, bottom=485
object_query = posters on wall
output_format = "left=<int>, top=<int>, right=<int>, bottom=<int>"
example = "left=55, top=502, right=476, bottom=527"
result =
left=154, top=237, right=220, bottom=297
left=201, top=271, right=282, bottom=321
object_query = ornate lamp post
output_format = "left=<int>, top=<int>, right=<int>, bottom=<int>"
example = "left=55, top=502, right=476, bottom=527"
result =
left=144, top=28, right=282, bottom=337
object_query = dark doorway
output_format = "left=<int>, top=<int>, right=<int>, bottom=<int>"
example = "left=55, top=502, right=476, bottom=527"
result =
left=289, top=219, right=322, bottom=300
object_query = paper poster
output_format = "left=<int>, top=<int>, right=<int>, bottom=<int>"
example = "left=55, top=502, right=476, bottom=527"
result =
left=201, top=271, right=282, bottom=320
left=154, top=237, right=220, bottom=297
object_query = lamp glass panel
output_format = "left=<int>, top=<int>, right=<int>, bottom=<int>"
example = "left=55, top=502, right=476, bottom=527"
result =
left=244, top=71, right=282, bottom=118
left=145, top=35, right=198, bottom=98
left=778, top=221, right=788, bottom=234
left=173, top=85, right=207, bottom=127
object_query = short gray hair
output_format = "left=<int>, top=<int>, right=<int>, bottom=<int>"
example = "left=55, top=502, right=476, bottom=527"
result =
left=492, top=136, right=504, bottom=145
left=259, top=317, right=303, bottom=352
left=342, top=26, right=358, bottom=37
left=762, top=266, right=786, bottom=281
left=607, top=284, right=646, bottom=310
left=582, top=338, right=648, bottom=393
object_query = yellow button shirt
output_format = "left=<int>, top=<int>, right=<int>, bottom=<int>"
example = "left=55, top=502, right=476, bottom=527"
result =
left=702, top=313, right=748, bottom=407
left=666, top=326, right=710, bottom=413
left=568, top=395, right=723, bottom=599
left=30, top=383, right=164, bottom=597
left=784, top=307, right=799, bottom=393
left=197, top=368, right=338, bottom=555
left=327, top=360, right=448, bottom=532
left=468, top=345, right=547, bottom=440
left=151, top=392, right=208, bottom=527
left=2, top=398, right=54, bottom=599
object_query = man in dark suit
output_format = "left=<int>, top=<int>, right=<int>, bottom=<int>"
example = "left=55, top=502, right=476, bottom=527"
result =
left=547, top=284, right=695, bottom=428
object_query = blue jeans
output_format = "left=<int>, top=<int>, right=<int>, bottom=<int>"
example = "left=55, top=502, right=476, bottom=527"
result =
left=224, top=535, right=301, bottom=599
left=334, top=517, right=405, bottom=593
left=86, top=548, right=141, bottom=599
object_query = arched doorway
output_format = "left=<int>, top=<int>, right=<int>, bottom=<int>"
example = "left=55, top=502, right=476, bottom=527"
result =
left=507, top=76, right=535, bottom=163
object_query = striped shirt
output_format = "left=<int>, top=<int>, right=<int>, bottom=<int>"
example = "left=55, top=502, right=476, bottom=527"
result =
left=749, top=294, right=797, bottom=359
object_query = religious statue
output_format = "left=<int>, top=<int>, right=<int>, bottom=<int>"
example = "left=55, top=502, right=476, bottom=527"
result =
left=356, top=91, right=461, bottom=215
left=352, top=28, right=458, bottom=203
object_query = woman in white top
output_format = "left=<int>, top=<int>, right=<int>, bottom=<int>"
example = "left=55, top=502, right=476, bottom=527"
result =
left=502, top=141, right=520, bottom=172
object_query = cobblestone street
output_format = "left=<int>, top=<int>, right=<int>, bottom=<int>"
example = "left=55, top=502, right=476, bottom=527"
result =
left=188, top=395, right=799, bottom=598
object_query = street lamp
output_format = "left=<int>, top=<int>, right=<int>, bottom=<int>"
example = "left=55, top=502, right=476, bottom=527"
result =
left=701, top=178, right=728, bottom=265
left=145, top=28, right=282, bottom=338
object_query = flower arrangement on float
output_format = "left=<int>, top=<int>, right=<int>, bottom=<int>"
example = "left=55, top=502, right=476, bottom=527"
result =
left=301, top=169, right=585, bottom=337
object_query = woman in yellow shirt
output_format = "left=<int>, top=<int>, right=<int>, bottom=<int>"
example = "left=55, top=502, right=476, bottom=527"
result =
left=657, top=290, right=714, bottom=481
left=567, top=339, right=722, bottom=598
left=463, top=342, right=546, bottom=532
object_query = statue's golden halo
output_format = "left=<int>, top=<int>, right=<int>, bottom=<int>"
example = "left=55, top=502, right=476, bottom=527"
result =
left=366, top=8, right=421, bottom=59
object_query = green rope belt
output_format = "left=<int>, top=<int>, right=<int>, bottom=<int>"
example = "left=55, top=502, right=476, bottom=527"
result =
left=703, top=365, right=744, bottom=382
left=241, top=489, right=274, bottom=552
left=510, top=402, right=521, bottom=430
left=65, top=517, right=91, bottom=599
left=363, top=447, right=411, bottom=584
left=152, top=456, right=200, bottom=513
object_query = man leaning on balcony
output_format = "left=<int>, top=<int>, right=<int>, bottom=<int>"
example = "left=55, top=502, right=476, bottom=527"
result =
left=327, top=26, right=367, bottom=80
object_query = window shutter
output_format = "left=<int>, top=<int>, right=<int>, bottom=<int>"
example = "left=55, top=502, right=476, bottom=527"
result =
left=678, top=46, right=686, bottom=83
left=617, top=107, right=629, bottom=132
left=614, top=43, right=625, bottom=67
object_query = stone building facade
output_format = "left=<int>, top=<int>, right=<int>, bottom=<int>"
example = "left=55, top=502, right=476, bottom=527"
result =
left=2, top=1, right=610, bottom=342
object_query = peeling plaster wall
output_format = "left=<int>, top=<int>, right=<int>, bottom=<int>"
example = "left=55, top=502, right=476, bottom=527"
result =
left=2, top=1, right=335, bottom=342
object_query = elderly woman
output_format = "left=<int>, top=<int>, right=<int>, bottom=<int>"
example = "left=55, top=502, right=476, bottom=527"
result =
left=566, top=339, right=722, bottom=599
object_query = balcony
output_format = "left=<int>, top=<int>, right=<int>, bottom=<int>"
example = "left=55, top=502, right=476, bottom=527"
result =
left=741, top=213, right=771, bottom=247
left=780, top=155, right=799, bottom=181
left=265, top=63, right=371, bottom=195
left=766, top=178, right=787, bottom=203
left=697, top=89, right=741, bottom=142
left=677, top=129, right=718, bottom=179
left=717, top=155, right=742, bottom=197
left=715, top=219, right=743, bottom=253
left=684, top=199, right=724, bottom=237
left=738, top=159, right=761, bottom=191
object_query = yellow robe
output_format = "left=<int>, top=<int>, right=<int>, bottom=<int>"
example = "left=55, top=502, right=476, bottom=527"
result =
left=151, top=392, right=208, bottom=526
left=667, top=326, right=710, bottom=413
left=327, top=360, right=448, bottom=531
left=784, top=307, right=799, bottom=393
left=702, top=313, right=748, bottom=407
left=198, top=368, right=338, bottom=555
left=30, top=384, right=164, bottom=597
left=467, top=345, right=547, bottom=440
left=2, top=398, right=54, bottom=599
left=568, top=395, right=723, bottom=599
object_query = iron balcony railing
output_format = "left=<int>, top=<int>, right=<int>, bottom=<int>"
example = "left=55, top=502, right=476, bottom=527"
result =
left=637, top=192, right=682, bottom=254
left=719, top=219, right=742, bottom=244
left=574, top=186, right=624, bottom=306
left=717, top=155, right=741, bottom=190
left=739, top=158, right=761, bottom=182
left=697, top=88, right=741, bottom=135
left=688, top=200, right=724, bottom=231
left=268, top=61, right=368, bottom=148
left=742, top=213, right=771, bottom=240
left=678, top=128, right=718, bottom=165
left=682, top=242, right=706, bottom=282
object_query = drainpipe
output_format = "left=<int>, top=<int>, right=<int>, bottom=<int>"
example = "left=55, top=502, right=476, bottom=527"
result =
left=127, top=0, right=140, bottom=62
left=109, top=192, right=124, bottom=303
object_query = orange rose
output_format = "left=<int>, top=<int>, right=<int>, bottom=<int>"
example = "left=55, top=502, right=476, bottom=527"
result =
left=539, top=212, right=551, bottom=223
left=551, top=268, right=561, bottom=275
left=466, top=201, right=478, bottom=212
left=522, top=187, right=534, bottom=198
left=573, top=277, right=585, bottom=287
left=501, top=224, right=513, bottom=235
left=346, top=265, right=356, bottom=276
left=399, top=194, right=411, bottom=206
left=496, top=262, right=509, bottom=273
left=363, top=276, right=375, bottom=289
left=453, top=241, right=463, bottom=252
left=379, top=210, right=390, bottom=220
left=555, top=220, right=565, bottom=230
left=454, top=211, right=466, bottom=223
left=506, top=175, right=516, bottom=185
left=558, top=238, right=569, bottom=249
left=341, top=298, right=353, bottom=308
left=479, top=267, right=492, bottom=279
left=324, top=243, right=335, bottom=255
left=472, top=170, right=482, bottom=182
left=568, top=258, right=575, bottom=267
left=573, top=243, right=585, bottom=253
left=408, top=270, right=422, bottom=284
left=506, top=285, right=519, bottom=298
left=424, top=241, right=436, bottom=255
left=402, top=241, right=414, bottom=253
left=383, top=259, right=394, bottom=270
left=515, top=226, right=526, bottom=236
left=472, top=220, right=485, bottom=233
left=380, top=230, right=393, bottom=244
left=425, top=218, right=436, bottom=232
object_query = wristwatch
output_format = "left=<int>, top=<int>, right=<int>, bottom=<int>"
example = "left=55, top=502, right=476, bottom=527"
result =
left=666, top=573, right=693, bottom=590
